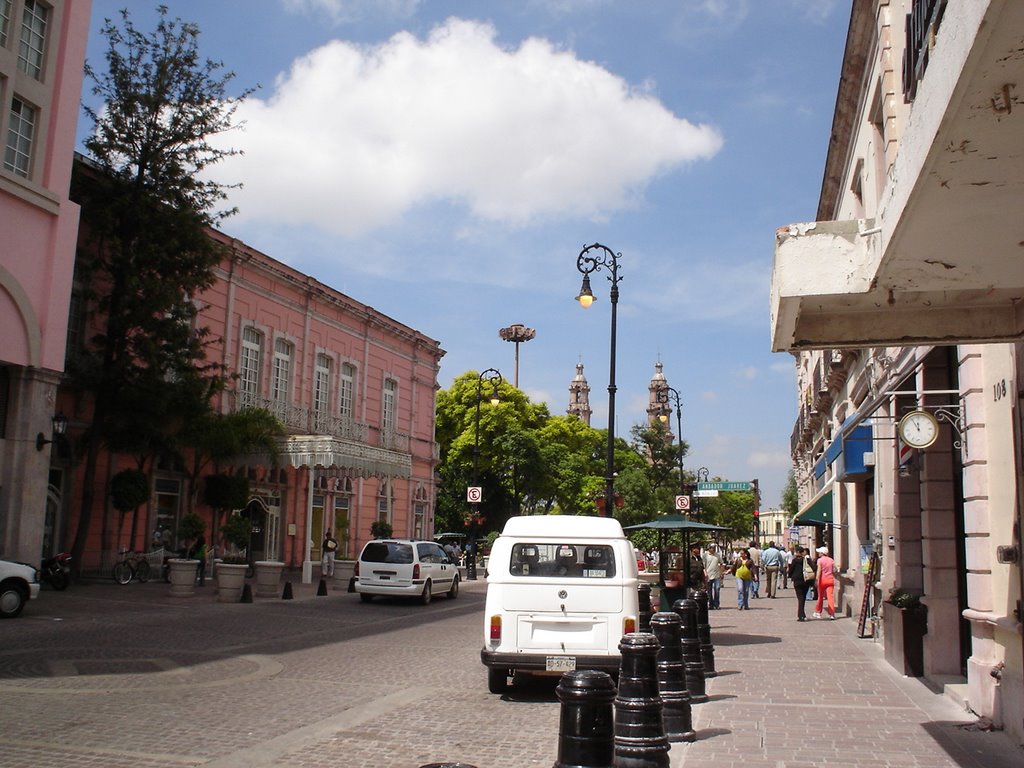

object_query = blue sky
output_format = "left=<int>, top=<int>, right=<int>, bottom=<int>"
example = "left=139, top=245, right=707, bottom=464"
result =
left=77, top=0, right=849, bottom=510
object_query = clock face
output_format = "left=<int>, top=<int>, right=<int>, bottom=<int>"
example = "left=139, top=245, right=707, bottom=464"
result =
left=899, top=411, right=939, bottom=448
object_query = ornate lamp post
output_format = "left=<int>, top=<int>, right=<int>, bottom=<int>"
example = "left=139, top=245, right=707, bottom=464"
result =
left=695, top=467, right=709, bottom=522
left=498, top=324, right=536, bottom=388
left=468, top=368, right=502, bottom=580
left=657, top=385, right=684, bottom=498
left=574, top=243, right=622, bottom=517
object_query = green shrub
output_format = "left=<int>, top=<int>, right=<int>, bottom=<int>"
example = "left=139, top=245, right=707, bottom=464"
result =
left=176, top=512, right=206, bottom=541
left=220, top=514, right=252, bottom=551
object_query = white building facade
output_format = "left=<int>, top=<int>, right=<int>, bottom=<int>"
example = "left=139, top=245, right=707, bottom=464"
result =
left=772, top=0, right=1023, bottom=744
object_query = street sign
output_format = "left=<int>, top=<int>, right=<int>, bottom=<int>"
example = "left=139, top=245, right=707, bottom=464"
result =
left=675, top=495, right=691, bottom=510
left=467, top=487, right=482, bottom=503
left=695, top=481, right=753, bottom=492
left=694, top=489, right=719, bottom=498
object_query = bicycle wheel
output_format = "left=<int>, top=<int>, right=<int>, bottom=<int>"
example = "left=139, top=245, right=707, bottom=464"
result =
left=134, top=559, right=151, bottom=583
left=112, top=561, right=133, bottom=585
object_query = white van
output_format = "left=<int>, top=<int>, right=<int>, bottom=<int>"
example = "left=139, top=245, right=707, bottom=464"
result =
left=480, top=515, right=639, bottom=693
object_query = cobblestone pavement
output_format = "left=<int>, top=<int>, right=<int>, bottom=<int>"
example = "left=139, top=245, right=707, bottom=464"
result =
left=0, top=574, right=1020, bottom=767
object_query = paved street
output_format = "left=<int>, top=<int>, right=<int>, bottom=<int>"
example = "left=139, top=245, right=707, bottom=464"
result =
left=0, top=574, right=1019, bottom=767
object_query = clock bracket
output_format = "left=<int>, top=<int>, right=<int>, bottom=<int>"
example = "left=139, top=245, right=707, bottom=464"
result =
left=884, top=388, right=966, bottom=454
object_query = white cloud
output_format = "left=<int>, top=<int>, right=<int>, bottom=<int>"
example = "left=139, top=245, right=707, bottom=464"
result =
left=217, top=18, right=722, bottom=237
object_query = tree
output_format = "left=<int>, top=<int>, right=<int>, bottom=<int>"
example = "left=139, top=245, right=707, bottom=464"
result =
left=435, top=372, right=550, bottom=534
left=69, top=6, right=253, bottom=569
left=177, top=407, right=284, bottom=552
left=109, top=468, right=149, bottom=552
left=781, top=470, right=798, bottom=517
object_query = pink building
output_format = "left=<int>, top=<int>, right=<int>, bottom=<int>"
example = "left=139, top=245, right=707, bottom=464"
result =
left=56, top=205, right=445, bottom=579
left=0, top=0, right=91, bottom=563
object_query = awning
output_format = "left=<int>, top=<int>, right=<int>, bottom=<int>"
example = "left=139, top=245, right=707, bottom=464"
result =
left=795, top=488, right=833, bottom=526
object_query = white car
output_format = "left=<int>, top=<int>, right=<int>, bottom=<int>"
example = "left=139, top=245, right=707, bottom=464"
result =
left=354, top=539, right=459, bottom=604
left=0, top=558, right=41, bottom=618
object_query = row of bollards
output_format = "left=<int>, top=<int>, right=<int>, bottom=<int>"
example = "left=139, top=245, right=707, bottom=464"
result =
left=552, top=588, right=718, bottom=768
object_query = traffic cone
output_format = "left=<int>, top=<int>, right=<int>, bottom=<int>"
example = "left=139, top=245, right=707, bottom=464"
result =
left=317, top=578, right=328, bottom=596
left=241, top=584, right=253, bottom=603
left=282, top=581, right=293, bottom=600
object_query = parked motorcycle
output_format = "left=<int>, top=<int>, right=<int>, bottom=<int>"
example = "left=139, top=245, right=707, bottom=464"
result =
left=41, top=552, right=72, bottom=590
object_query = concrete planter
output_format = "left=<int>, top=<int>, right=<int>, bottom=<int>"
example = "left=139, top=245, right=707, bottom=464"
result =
left=167, top=558, right=198, bottom=597
left=216, top=563, right=249, bottom=603
left=253, top=560, right=285, bottom=598
left=334, top=559, right=356, bottom=586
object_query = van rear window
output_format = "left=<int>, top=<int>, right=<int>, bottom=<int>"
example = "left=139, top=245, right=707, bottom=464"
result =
left=509, top=543, right=616, bottom=578
left=361, top=542, right=414, bottom=564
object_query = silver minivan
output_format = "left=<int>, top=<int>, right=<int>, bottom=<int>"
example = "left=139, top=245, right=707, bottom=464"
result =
left=480, top=515, right=639, bottom=693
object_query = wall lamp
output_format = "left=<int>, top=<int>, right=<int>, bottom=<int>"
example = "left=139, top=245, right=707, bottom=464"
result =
left=37, top=413, right=69, bottom=451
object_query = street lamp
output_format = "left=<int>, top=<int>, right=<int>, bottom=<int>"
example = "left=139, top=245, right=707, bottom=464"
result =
left=657, top=385, right=684, bottom=498
left=575, top=243, right=622, bottom=516
left=468, top=367, right=502, bottom=581
left=36, top=412, right=69, bottom=451
left=695, top=466, right=710, bottom=521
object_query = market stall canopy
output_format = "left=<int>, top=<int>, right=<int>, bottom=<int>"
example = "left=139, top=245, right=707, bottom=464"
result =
left=434, top=532, right=467, bottom=540
left=624, top=515, right=731, bottom=532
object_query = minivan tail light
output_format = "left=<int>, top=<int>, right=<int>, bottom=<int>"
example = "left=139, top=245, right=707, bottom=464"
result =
left=490, top=615, right=502, bottom=641
left=623, top=617, right=637, bottom=635
left=413, top=563, right=420, bottom=580
left=354, top=561, right=359, bottom=576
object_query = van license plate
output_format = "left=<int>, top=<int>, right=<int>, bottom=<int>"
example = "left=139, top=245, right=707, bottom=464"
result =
left=546, top=656, right=576, bottom=672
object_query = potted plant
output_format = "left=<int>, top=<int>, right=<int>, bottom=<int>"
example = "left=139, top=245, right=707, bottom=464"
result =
left=216, top=514, right=251, bottom=603
left=882, top=587, right=927, bottom=676
left=370, top=519, right=393, bottom=539
left=168, top=513, right=206, bottom=597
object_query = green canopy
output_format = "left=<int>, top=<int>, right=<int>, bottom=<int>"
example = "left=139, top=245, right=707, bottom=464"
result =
left=624, top=514, right=730, bottom=532
left=794, top=490, right=833, bottom=526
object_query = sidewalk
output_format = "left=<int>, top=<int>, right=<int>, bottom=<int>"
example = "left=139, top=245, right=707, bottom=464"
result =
left=669, top=582, right=1022, bottom=768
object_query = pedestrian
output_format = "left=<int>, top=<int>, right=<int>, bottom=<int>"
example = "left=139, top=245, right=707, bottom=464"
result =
left=813, top=545, right=837, bottom=619
left=761, top=541, right=784, bottom=598
left=788, top=546, right=813, bottom=621
left=687, top=542, right=706, bottom=594
left=188, top=534, right=207, bottom=586
left=747, top=540, right=762, bottom=598
left=702, top=542, right=724, bottom=609
left=781, top=544, right=794, bottom=590
left=322, top=529, right=339, bottom=578
left=732, top=548, right=754, bottom=610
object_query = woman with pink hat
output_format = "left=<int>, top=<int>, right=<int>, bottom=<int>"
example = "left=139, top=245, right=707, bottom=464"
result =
left=813, top=546, right=837, bottom=619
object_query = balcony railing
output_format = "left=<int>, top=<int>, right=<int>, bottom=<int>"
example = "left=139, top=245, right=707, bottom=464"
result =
left=230, top=392, right=404, bottom=448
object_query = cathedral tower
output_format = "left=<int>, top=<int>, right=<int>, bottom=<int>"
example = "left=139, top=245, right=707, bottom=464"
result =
left=647, top=361, right=673, bottom=435
left=567, top=362, right=592, bottom=425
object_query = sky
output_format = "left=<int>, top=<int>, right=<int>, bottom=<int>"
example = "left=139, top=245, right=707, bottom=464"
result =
left=76, top=0, right=850, bottom=510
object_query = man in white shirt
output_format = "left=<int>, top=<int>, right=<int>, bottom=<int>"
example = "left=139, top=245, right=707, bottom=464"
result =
left=702, top=542, right=724, bottom=609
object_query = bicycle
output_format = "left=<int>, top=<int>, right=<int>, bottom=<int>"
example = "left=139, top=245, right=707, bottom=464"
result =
left=112, top=549, right=151, bottom=584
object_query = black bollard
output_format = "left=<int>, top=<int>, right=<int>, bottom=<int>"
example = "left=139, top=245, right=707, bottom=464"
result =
left=282, top=581, right=293, bottom=600
left=240, top=583, right=253, bottom=603
left=637, top=583, right=653, bottom=632
left=649, top=612, right=696, bottom=743
left=317, top=578, right=328, bottom=596
left=692, top=589, right=717, bottom=678
left=553, top=669, right=616, bottom=768
left=672, top=599, right=708, bottom=704
left=613, top=633, right=670, bottom=768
